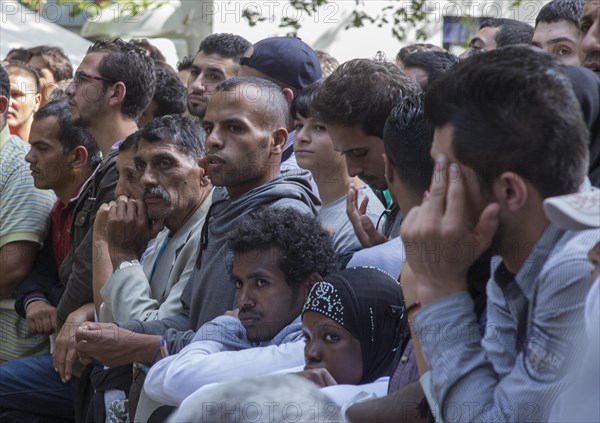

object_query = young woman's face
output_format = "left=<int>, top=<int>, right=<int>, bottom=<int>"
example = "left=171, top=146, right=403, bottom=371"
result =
left=293, top=115, right=346, bottom=178
left=302, top=311, right=363, bottom=384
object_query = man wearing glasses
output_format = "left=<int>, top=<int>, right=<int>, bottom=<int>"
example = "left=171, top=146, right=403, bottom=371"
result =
left=0, top=39, right=156, bottom=423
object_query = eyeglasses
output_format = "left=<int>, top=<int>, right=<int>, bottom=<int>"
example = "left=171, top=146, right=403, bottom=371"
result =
left=73, top=70, right=116, bottom=85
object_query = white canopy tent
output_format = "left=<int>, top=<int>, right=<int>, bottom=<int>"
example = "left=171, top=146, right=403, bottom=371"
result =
left=0, top=0, right=91, bottom=66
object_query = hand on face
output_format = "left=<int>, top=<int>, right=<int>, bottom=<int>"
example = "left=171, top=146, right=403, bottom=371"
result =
left=400, top=155, right=500, bottom=306
left=105, top=195, right=152, bottom=268
left=296, top=368, right=338, bottom=387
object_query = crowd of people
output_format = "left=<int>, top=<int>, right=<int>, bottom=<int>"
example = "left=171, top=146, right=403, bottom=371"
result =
left=0, top=0, right=598, bottom=421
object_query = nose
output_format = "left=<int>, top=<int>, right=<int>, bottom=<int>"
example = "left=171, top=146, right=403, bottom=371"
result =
left=581, top=22, right=600, bottom=56
left=237, top=285, right=255, bottom=309
left=139, top=166, right=158, bottom=189
left=205, top=129, right=222, bottom=152
left=65, top=79, right=76, bottom=97
left=344, top=157, right=362, bottom=178
left=295, top=126, right=310, bottom=145
left=24, top=148, right=34, bottom=164
left=304, top=337, right=322, bottom=363
left=189, top=73, right=207, bottom=94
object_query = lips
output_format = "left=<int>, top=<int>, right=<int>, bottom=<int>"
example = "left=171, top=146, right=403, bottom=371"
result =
left=188, top=94, right=207, bottom=103
left=584, top=62, right=600, bottom=75
left=205, top=155, right=225, bottom=173
left=238, top=312, right=261, bottom=326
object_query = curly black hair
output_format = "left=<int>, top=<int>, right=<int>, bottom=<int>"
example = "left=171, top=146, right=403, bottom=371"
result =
left=153, top=67, right=187, bottom=117
left=229, top=207, right=338, bottom=289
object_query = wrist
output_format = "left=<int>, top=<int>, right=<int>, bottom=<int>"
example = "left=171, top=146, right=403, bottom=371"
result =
left=110, top=251, right=140, bottom=270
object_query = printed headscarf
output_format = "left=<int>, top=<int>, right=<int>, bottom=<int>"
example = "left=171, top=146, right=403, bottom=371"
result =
left=302, top=266, right=403, bottom=384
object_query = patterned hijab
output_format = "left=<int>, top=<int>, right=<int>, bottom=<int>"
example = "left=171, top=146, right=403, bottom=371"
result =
left=302, top=266, right=403, bottom=384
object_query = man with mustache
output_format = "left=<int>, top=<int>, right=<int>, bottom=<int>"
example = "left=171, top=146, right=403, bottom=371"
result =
left=74, top=76, right=319, bottom=420
left=186, top=33, right=250, bottom=119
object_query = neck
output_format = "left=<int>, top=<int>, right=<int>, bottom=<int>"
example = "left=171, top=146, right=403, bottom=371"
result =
left=313, top=164, right=363, bottom=205
left=55, top=168, right=90, bottom=205
left=87, top=115, right=138, bottom=155
left=11, top=121, right=32, bottom=143
left=226, top=161, right=281, bottom=200
left=500, top=206, right=550, bottom=274
left=165, top=184, right=212, bottom=233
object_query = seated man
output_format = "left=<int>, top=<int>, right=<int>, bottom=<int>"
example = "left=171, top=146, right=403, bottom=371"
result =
left=402, top=46, right=597, bottom=422
left=15, top=99, right=100, bottom=336
left=143, top=207, right=337, bottom=406
left=73, top=76, right=319, bottom=418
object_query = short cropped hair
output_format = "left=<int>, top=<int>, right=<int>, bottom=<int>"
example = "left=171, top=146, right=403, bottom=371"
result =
left=119, top=129, right=142, bottom=153
left=479, top=18, right=534, bottom=47
left=312, top=59, right=421, bottom=138
left=153, top=67, right=187, bottom=117
left=396, top=43, right=445, bottom=62
left=215, top=76, right=289, bottom=131
left=384, top=94, right=433, bottom=195
left=176, top=55, right=193, bottom=72
left=87, top=39, right=156, bottom=120
left=171, top=374, right=344, bottom=423
left=402, top=51, right=460, bottom=89
left=425, top=46, right=588, bottom=198
left=229, top=207, right=338, bottom=290
left=0, top=64, right=11, bottom=120
left=130, top=38, right=166, bottom=63
left=27, top=46, right=73, bottom=81
left=138, top=114, right=205, bottom=160
left=197, top=33, right=251, bottom=61
left=5, top=62, right=41, bottom=93
left=34, top=99, right=101, bottom=168
left=535, top=0, right=584, bottom=28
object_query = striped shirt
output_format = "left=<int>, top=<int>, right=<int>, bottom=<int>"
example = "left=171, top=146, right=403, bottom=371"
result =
left=0, top=126, right=55, bottom=248
left=414, top=224, right=599, bottom=422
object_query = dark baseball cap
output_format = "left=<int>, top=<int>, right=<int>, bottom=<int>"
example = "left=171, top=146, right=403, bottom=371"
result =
left=239, top=37, right=322, bottom=90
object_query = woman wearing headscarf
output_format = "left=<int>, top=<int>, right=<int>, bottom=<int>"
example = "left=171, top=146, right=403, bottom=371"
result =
left=298, top=266, right=404, bottom=400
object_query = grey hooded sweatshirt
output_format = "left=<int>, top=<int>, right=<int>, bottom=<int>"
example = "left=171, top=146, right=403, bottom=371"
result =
left=118, top=171, right=319, bottom=354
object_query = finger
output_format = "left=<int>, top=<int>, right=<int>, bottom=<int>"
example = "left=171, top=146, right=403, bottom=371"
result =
left=321, top=370, right=337, bottom=386
left=360, top=215, right=387, bottom=246
left=443, top=163, right=466, bottom=226
left=346, top=184, right=359, bottom=216
left=358, top=195, right=369, bottom=216
left=423, top=155, right=449, bottom=218
left=63, top=346, right=78, bottom=382
left=116, top=195, right=128, bottom=218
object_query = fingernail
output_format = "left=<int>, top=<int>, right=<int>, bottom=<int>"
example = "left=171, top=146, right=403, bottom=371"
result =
left=449, top=163, right=459, bottom=178
left=435, top=155, right=446, bottom=165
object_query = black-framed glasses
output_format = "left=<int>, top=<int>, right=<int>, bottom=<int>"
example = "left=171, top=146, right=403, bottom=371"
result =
left=73, top=70, right=116, bottom=85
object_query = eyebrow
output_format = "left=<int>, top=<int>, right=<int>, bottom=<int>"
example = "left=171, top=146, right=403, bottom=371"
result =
left=544, top=37, right=577, bottom=45
left=190, top=65, right=225, bottom=75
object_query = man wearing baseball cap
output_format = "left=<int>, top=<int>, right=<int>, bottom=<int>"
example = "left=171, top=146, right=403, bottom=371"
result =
left=544, top=190, right=599, bottom=423
left=239, top=36, right=322, bottom=173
